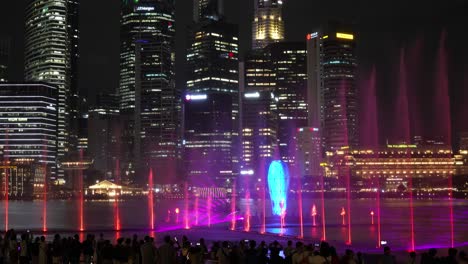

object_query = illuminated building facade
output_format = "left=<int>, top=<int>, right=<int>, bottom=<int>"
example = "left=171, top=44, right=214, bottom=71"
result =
left=186, top=21, right=239, bottom=95
left=186, top=3, right=239, bottom=184
left=269, top=42, right=308, bottom=167
left=184, top=93, right=235, bottom=186
left=307, top=24, right=358, bottom=153
left=0, top=160, right=37, bottom=197
left=244, top=49, right=276, bottom=92
left=252, top=0, right=284, bottom=50
left=88, top=94, right=120, bottom=180
left=0, top=83, right=58, bottom=181
left=193, top=0, right=223, bottom=22
left=296, top=127, right=321, bottom=177
left=0, top=38, right=9, bottom=82
left=24, top=0, right=75, bottom=177
left=241, top=91, right=278, bottom=175
left=68, top=0, right=83, bottom=154
left=119, top=0, right=180, bottom=183
left=325, top=144, right=465, bottom=193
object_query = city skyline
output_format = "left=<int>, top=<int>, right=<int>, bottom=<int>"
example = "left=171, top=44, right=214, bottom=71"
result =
left=0, top=0, right=466, bottom=188
left=0, top=1, right=467, bottom=146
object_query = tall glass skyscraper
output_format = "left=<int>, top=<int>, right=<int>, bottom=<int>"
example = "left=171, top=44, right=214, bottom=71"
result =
left=307, top=23, right=358, bottom=152
left=0, top=83, right=58, bottom=176
left=119, top=0, right=179, bottom=183
left=268, top=42, right=308, bottom=167
left=252, top=0, right=284, bottom=50
left=0, top=38, right=9, bottom=82
left=185, top=0, right=240, bottom=184
left=24, top=0, right=77, bottom=179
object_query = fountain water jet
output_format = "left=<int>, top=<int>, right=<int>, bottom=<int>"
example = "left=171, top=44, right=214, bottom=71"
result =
left=340, top=207, right=346, bottom=226
left=148, top=168, right=154, bottom=230
left=230, top=182, right=236, bottom=231
left=79, top=149, right=84, bottom=231
left=311, top=204, right=317, bottom=227
left=194, top=196, right=199, bottom=226
left=435, top=30, right=454, bottom=248
left=114, top=159, right=121, bottom=231
left=207, top=191, right=212, bottom=227
left=184, top=181, right=189, bottom=229
left=244, top=190, right=251, bottom=232
left=398, top=48, right=415, bottom=251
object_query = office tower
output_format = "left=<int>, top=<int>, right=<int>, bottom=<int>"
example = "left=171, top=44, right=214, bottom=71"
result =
left=244, top=49, right=276, bottom=92
left=241, top=91, right=278, bottom=174
left=24, top=0, right=77, bottom=179
left=459, top=132, right=468, bottom=152
left=68, top=0, right=83, bottom=154
left=185, top=2, right=240, bottom=183
left=269, top=42, right=308, bottom=167
left=119, top=0, right=179, bottom=183
left=194, top=0, right=223, bottom=22
left=296, top=127, right=321, bottom=177
left=252, top=0, right=284, bottom=50
left=88, top=94, right=120, bottom=180
left=307, top=25, right=358, bottom=152
left=186, top=21, right=239, bottom=95
left=0, top=83, right=58, bottom=178
left=184, top=93, right=235, bottom=186
left=0, top=38, right=10, bottom=82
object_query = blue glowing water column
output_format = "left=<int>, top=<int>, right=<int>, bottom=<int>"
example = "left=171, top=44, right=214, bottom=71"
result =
left=267, top=160, right=290, bottom=216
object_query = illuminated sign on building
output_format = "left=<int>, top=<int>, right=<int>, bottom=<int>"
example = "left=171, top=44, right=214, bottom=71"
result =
left=336, top=33, right=354, bottom=40
left=307, top=32, right=318, bottom=40
left=136, top=6, right=155, bottom=12
left=185, top=94, right=207, bottom=101
left=244, top=92, right=260, bottom=98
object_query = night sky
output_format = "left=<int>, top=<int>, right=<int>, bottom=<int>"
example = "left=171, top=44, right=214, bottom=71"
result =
left=1, top=0, right=468, bottom=145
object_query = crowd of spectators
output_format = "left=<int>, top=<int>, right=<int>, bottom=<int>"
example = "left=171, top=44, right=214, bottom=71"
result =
left=0, top=229, right=467, bottom=264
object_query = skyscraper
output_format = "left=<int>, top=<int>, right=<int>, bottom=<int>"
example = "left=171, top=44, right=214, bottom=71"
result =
left=186, top=21, right=239, bottom=95
left=268, top=42, right=308, bottom=166
left=185, top=0, right=239, bottom=184
left=184, top=93, right=235, bottom=186
left=0, top=83, right=58, bottom=174
left=119, top=0, right=179, bottom=183
left=307, top=24, right=358, bottom=152
left=67, top=0, right=84, bottom=154
left=24, top=0, right=76, bottom=179
left=193, top=0, right=223, bottom=22
left=252, top=0, right=284, bottom=50
left=88, top=93, right=120, bottom=180
left=0, top=38, right=10, bottom=82
left=241, top=91, right=278, bottom=174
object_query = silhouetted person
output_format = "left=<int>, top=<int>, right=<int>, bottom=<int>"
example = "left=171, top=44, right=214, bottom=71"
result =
left=38, top=236, right=47, bottom=264
left=157, top=236, right=176, bottom=264
left=458, top=251, right=468, bottom=264
left=445, top=248, right=458, bottom=264
left=83, top=234, right=95, bottom=264
left=31, top=237, right=40, bottom=264
left=246, top=240, right=258, bottom=264
left=101, top=241, right=114, bottom=264
left=378, top=247, right=396, bottom=264
left=341, top=249, right=356, bottom=264
left=51, top=234, right=63, bottom=264
left=407, top=252, right=416, bottom=264
left=421, top=248, right=438, bottom=264
left=216, top=241, right=231, bottom=264
left=19, top=233, right=29, bottom=264
left=329, top=247, right=340, bottom=264
left=270, top=240, right=284, bottom=264
left=284, top=241, right=295, bottom=264
left=70, top=234, right=81, bottom=264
